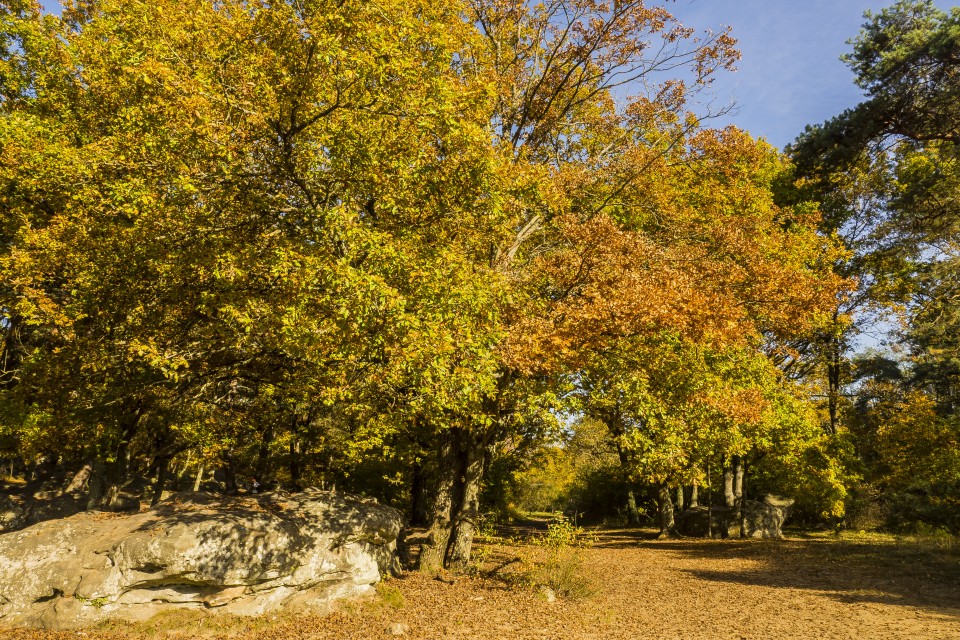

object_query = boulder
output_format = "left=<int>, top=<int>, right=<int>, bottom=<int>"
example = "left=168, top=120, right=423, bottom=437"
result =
left=0, top=489, right=402, bottom=629
left=0, top=494, right=29, bottom=533
left=742, top=495, right=794, bottom=539
left=674, top=495, right=795, bottom=539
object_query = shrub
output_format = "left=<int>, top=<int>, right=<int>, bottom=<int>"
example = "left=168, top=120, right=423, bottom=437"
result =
left=528, top=519, right=596, bottom=600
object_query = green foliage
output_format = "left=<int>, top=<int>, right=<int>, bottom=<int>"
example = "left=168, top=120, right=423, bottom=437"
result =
left=571, top=328, right=852, bottom=521
left=560, top=420, right=624, bottom=503
left=504, top=447, right=577, bottom=514
left=484, top=418, right=629, bottom=524
left=747, top=389, right=855, bottom=521
left=0, top=0, right=849, bottom=557
left=532, top=518, right=593, bottom=551
left=524, top=518, right=595, bottom=600
left=0, top=0, right=502, bottom=496
left=374, top=582, right=406, bottom=610
left=787, top=0, right=960, bottom=533
left=850, top=387, right=960, bottom=534
left=75, top=594, right=110, bottom=609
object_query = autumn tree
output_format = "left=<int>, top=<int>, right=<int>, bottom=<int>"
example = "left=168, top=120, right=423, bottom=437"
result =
left=409, top=0, right=746, bottom=571
left=0, top=0, right=850, bottom=566
left=415, top=0, right=855, bottom=564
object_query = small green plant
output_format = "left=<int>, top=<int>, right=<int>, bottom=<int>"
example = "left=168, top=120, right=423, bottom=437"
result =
left=534, top=547, right=595, bottom=600
left=475, top=513, right=499, bottom=540
left=509, top=517, right=597, bottom=600
left=375, top=581, right=405, bottom=609
left=533, top=518, right=591, bottom=550
left=469, top=539, right=494, bottom=573
left=469, top=513, right=512, bottom=575
left=75, top=594, right=110, bottom=609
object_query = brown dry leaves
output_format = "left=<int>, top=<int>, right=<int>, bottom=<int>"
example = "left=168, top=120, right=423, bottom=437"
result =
left=3, top=532, right=959, bottom=640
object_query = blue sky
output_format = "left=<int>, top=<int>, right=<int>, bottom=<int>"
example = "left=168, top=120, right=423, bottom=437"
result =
left=672, top=0, right=957, bottom=149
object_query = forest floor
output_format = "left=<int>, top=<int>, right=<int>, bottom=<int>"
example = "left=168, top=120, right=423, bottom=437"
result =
left=2, top=527, right=959, bottom=640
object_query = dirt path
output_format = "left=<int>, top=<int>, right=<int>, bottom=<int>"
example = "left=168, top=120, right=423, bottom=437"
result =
left=2, top=530, right=959, bottom=640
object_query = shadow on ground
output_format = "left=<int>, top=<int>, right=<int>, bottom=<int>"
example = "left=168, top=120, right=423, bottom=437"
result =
left=588, top=526, right=960, bottom=616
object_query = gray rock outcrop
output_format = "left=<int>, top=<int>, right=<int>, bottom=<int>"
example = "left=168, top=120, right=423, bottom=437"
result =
left=0, top=489, right=402, bottom=629
left=675, top=495, right=795, bottom=539
left=742, top=494, right=794, bottom=538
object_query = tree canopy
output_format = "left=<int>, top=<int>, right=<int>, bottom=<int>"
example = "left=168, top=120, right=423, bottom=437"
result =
left=0, top=0, right=899, bottom=567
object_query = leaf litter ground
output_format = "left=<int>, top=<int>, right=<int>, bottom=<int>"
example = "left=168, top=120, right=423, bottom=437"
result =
left=2, top=528, right=958, bottom=640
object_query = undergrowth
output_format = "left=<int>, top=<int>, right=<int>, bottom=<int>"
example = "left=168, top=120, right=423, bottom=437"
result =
left=476, top=516, right=597, bottom=600
left=375, top=581, right=406, bottom=609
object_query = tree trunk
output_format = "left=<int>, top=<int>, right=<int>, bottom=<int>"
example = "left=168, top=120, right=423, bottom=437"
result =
left=288, top=437, right=301, bottom=491
left=675, top=485, right=685, bottom=511
left=255, top=423, right=275, bottom=484
left=690, top=481, right=699, bottom=508
left=732, top=455, right=743, bottom=538
left=418, top=432, right=457, bottom=573
left=657, top=483, right=675, bottom=538
left=176, top=451, right=193, bottom=480
left=223, top=453, right=238, bottom=495
left=826, top=329, right=842, bottom=435
left=104, top=439, right=132, bottom=510
left=731, top=456, right=743, bottom=501
left=88, top=438, right=131, bottom=510
left=723, top=460, right=735, bottom=508
left=706, top=462, right=714, bottom=538
left=86, top=459, right=107, bottom=510
left=150, top=455, right=170, bottom=506
left=87, top=401, right=143, bottom=510
left=737, top=458, right=748, bottom=538
left=87, top=456, right=129, bottom=511
left=446, top=439, right=485, bottom=570
left=410, top=460, right=429, bottom=527
left=616, top=443, right=640, bottom=525
left=624, top=488, right=641, bottom=525
left=192, top=463, right=204, bottom=492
